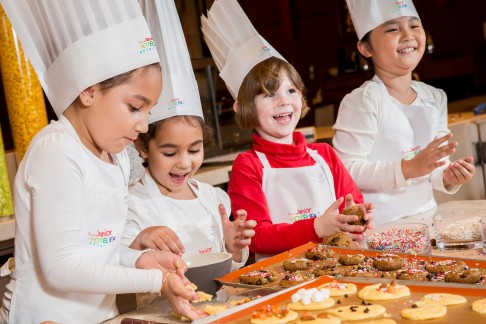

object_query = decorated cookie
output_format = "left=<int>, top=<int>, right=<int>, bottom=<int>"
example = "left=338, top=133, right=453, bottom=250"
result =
left=240, top=270, right=279, bottom=285
left=326, top=304, right=387, bottom=321
left=342, top=205, right=366, bottom=226
left=358, top=281, right=410, bottom=301
left=415, top=293, right=467, bottom=306
left=305, top=244, right=335, bottom=260
left=313, top=259, right=339, bottom=276
left=287, top=288, right=335, bottom=311
left=400, top=303, right=447, bottom=320
left=338, top=253, right=366, bottom=266
left=472, top=298, right=486, bottom=314
left=279, top=271, right=314, bottom=288
left=323, top=232, right=354, bottom=247
left=445, top=268, right=485, bottom=284
left=283, top=258, right=314, bottom=272
left=250, top=305, right=298, bottom=324
left=372, top=254, right=403, bottom=271
left=318, top=282, right=357, bottom=296
left=425, top=259, right=467, bottom=274
left=396, top=268, right=429, bottom=281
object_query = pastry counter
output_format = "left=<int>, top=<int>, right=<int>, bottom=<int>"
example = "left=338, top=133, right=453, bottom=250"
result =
left=104, top=200, right=486, bottom=323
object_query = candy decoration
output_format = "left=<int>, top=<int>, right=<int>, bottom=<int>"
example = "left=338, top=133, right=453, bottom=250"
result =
left=0, top=5, right=47, bottom=162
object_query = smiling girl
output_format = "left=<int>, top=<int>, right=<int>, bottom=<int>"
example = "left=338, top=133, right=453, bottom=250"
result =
left=333, top=0, right=475, bottom=226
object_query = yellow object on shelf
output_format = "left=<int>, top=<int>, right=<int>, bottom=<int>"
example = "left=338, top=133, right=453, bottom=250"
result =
left=0, top=5, right=47, bottom=162
left=0, top=125, right=13, bottom=217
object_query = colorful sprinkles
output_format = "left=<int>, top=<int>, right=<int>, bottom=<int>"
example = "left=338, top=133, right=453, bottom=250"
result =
left=366, top=226, right=429, bottom=254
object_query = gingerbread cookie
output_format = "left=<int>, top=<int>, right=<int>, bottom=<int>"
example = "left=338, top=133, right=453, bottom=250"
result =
left=342, top=205, right=366, bottom=226
left=240, top=270, right=279, bottom=285
left=326, top=304, right=387, bottom=321
left=358, top=281, right=410, bottom=301
left=323, top=232, right=353, bottom=247
left=400, top=303, right=447, bottom=320
left=283, top=258, right=314, bottom=272
left=305, top=244, right=335, bottom=260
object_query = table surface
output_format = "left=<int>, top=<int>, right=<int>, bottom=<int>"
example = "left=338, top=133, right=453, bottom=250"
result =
left=104, top=200, right=486, bottom=323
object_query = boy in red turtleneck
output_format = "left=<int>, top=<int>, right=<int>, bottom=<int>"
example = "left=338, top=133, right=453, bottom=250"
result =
left=227, top=57, right=374, bottom=260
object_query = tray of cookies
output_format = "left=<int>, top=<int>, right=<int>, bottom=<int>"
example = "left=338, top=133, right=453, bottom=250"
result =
left=195, top=274, right=486, bottom=323
left=215, top=241, right=486, bottom=290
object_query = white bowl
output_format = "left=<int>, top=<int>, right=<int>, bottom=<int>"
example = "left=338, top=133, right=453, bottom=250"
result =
left=183, top=252, right=232, bottom=296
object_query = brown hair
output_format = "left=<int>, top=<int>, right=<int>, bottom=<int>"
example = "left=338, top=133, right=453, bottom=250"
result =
left=235, top=57, right=309, bottom=129
left=135, top=115, right=212, bottom=168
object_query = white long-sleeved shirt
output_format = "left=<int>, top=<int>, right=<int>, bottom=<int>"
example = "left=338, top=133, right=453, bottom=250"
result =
left=1, top=116, right=162, bottom=324
left=333, top=76, right=458, bottom=226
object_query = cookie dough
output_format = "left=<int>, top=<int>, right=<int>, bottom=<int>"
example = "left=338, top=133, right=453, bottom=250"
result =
left=425, top=260, right=467, bottom=274
left=296, top=314, right=341, bottom=324
left=342, top=205, right=366, bottom=226
left=472, top=298, right=486, bottom=314
left=372, top=254, right=403, bottom=271
left=338, top=254, right=365, bottom=266
left=444, top=268, right=484, bottom=284
left=305, top=244, right=335, bottom=260
left=204, top=304, right=227, bottom=315
left=250, top=305, right=298, bottom=324
left=323, top=232, right=354, bottom=247
left=358, top=282, right=410, bottom=301
left=400, top=303, right=447, bottom=320
left=287, top=288, right=335, bottom=311
left=415, top=293, right=467, bottom=306
left=318, top=282, right=357, bottom=296
left=279, top=272, right=314, bottom=288
left=326, top=304, right=387, bottom=321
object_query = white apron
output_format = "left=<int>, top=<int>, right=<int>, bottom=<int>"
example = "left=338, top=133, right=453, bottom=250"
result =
left=2, top=154, right=129, bottom=324
left=143, top=172, right=225, bottom=256
left=365, top=76, right=441, bottom=226
left=255, top=148, right=336, bottom=260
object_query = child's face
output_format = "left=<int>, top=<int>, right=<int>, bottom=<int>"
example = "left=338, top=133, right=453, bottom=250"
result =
left=145, top=117, right=204, bottom=196
left=366, top=16, right=425, bottom=76
left=253, top=71, right=302, bottom=144
left=83, top=67, right=162, bottom=154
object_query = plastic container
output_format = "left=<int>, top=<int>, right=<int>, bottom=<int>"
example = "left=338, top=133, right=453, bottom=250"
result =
left=365, top=223, right=431, bottom=255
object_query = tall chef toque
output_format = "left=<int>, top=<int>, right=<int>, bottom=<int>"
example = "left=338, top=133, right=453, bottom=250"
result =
left=140, top=0, right=204, bottom=123
left=0, top=0, right=160, bottom=118
left=201, top=0, right=285, bottom=100
left=346, top=0, right=420, bottom=40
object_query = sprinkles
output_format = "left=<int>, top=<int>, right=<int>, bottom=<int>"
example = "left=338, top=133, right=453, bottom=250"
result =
left=366, top=226, right=429, bottom=254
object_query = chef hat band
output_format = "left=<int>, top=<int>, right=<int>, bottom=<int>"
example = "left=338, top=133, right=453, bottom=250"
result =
left=346, top=0, right=420, bottom=40
left=0, top=0, right=160, bottom=117
left=201, top=0, right=285, bottom=100
left=140, top=0, right=203, bottom=123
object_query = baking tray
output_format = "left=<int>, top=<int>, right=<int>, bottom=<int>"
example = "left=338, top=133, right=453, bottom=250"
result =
left=216, top=242, right=486, bottom=290
left=196, top=274, right=486, bottom=324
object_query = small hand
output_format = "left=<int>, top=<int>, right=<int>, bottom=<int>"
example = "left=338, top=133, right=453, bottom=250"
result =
left=314, top=197, right=361, bottom=239
left=135, top=250, right=187, bottom=278
left=343, top=193, right=374, bottom=235
left=402, top=133, right=457, bottom=180
left=443, top=156, right=476, bottom=188
left=162, top=273, right=208, bottom=320
left=130, top=226, right=185, bottom=256
left=220, top=204, right=256, bottom=262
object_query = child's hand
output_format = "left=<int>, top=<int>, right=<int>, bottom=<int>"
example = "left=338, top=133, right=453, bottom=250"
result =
left=131, top=226, right=185, bottom=256
left=402, top=133, right=457, bottom=180
left=443, top=156, right=475, bottom=189
left=219, top=204, right=256, bottom=262
left=135, top=249, right=187, bottom=278
left=344, top=194, right=374, bottom=232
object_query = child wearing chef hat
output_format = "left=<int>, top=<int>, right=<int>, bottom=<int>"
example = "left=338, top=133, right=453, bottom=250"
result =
left=201, top=0, right=373, bottom=261
left=0, top=0, right=206, bottom=322
left=332, top=0, right=476, bottom=226
left=122, top=0, right=256, bottom=307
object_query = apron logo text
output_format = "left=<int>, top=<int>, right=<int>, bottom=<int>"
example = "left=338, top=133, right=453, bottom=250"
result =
left=88, top=229, right=118, bottom=247
left=289, top=207, right=318, bottom=222
left=401, top=145, right=421, bottom=160
left=199, top=247, right=213, bottom=254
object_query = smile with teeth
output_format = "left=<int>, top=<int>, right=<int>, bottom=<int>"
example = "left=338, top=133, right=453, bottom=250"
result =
left=273, top=112, right=292, bottom=120
left=398, top=47, right=416, bottom=53
left=170, top=172, right=189, bottom=184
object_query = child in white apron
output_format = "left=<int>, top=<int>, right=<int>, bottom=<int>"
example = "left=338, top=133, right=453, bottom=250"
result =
left=0, top=1, right=206, bottom=323
left=122, top=0, right=256, bottom=307
left=333, top=0, right=476, bottom=226
left=201, top=0, right=374, bottom=261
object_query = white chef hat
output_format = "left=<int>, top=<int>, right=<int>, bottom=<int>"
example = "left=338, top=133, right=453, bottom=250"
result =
left=140, top=0, right=204, bottom=123
left=346, top=0, right=420, bottom=40
left=0, top=0, right=160, bottom=118
left=201, top=0, right=285, bottom=100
